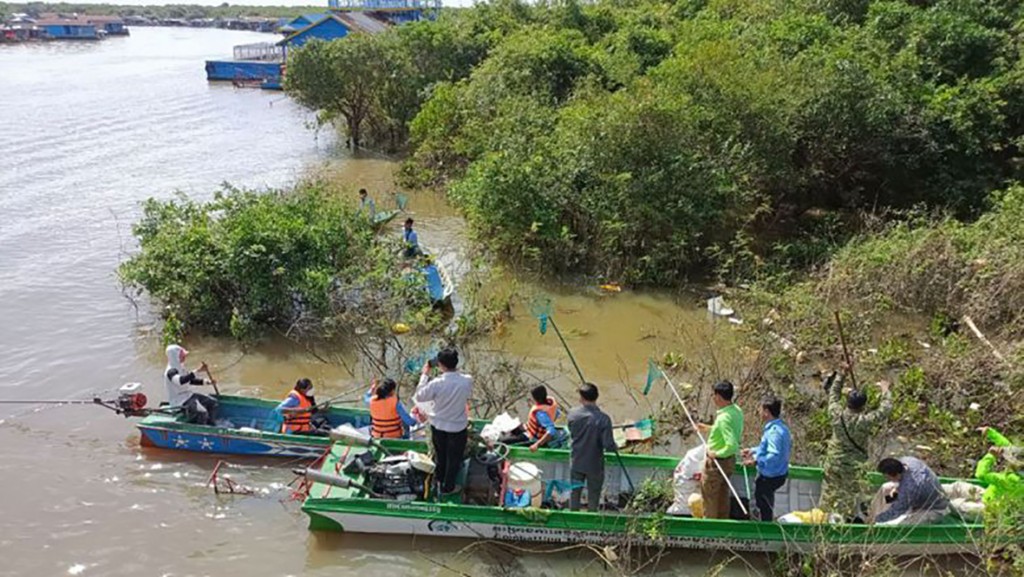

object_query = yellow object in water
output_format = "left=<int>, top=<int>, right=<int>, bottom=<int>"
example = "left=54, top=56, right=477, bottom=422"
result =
left=599, top=283, right=622, bottom=293
left=391, top=322, right=411, bottom=334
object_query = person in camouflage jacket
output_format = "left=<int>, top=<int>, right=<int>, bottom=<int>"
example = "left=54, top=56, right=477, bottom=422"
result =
left=818, top=372, right=893, bottom=520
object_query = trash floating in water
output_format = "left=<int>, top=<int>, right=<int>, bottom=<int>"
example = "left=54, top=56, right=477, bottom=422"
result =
left=599, top=283, right=622, bottom=293
left=68, top=564, right=87, bottom=575
left=706, top=296, right=734, bottom=317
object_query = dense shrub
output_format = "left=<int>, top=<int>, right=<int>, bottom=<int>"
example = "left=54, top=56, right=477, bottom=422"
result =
left=288, top=0, right=1024, bottom=285
left=118, top=183, right=431, bottom=341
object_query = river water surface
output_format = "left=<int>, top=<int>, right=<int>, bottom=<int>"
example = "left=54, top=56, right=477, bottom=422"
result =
left=0, top=27, right=754, bottom=576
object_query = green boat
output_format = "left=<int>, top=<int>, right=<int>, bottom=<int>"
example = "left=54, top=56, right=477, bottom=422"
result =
left=372, top=209, right=400, bottom=228
left=299, top=442, right=1007, bottom=555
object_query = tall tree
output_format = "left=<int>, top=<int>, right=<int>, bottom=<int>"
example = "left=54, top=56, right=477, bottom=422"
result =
left=285, top=35, right=391, bottom=149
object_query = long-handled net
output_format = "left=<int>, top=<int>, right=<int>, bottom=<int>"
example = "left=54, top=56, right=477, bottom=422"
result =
left=394, top=192, right=409, bottom=212
left=528, top=295, right=584, bottom=384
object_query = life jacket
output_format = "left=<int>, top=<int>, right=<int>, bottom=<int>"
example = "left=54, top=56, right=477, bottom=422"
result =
left=526, top=398, right=558, bottom=440
left=370, top=395, right=404, bottom=439
left=281, top=390, right=313, bottom=434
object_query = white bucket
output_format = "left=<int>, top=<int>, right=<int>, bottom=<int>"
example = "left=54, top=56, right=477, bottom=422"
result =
left=508, top=461, right=543, bottom=508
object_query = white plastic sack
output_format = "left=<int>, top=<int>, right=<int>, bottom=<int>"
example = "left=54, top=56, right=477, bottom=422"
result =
left=480, top=412, right=522, bottom=443
left=667, top=444, right=706, bottom=515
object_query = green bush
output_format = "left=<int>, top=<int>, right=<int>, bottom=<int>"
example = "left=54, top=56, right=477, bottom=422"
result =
left=119, top=183, right=431, bottom=341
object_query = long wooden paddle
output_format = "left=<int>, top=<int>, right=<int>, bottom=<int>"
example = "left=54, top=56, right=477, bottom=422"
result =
left=200, top=362, right=221, bottom=397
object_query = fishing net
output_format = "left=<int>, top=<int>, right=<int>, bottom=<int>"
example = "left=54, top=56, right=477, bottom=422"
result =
left=404, top=345, right=439, bottom=374
left=643, top=358, right=664, bottom=395
left=394, top=192, right=409, bottom=211
left=528, top=295, right=554, bottom=335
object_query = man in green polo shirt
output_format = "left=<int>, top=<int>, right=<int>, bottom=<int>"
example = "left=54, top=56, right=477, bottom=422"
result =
left=697, top=380, right=744, bottom=519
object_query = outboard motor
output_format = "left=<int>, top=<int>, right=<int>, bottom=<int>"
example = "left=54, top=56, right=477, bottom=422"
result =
left=364, top=452, right=434, bottom=499
left=115, top=382, right=148, bottom=416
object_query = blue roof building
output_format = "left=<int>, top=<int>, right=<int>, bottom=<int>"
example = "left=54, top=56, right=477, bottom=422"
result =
left=36, top=18, right=100, bottom=39
left=278, top=12, right=389, bottom=48
left=278, top=13, right=327, bottom=33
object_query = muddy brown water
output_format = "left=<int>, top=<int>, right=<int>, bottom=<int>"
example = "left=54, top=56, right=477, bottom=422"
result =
left=0, top=27, right=760, bottom=576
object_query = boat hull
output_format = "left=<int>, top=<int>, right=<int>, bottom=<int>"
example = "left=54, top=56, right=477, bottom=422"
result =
left=304, top=507, right=984, bottom=555
left=300, top=444, right=1001, bottom=556
left=137, top=422, right=331, bottom=458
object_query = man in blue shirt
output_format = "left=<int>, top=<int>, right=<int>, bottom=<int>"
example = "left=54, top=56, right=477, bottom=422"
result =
left=741, top=396, right=792, bottom=521
left=403, top=218, right=421, bottom=258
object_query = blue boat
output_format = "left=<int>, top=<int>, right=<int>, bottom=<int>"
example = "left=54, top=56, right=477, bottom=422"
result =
left=137, top=394, right=484, bottom=458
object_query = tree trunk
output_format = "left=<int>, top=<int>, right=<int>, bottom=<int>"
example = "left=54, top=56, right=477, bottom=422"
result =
left=347, top=115, right=361, bottom=149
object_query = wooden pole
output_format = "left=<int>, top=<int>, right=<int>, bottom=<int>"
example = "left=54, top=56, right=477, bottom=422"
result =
left=833, top=311, right=858, bottom=390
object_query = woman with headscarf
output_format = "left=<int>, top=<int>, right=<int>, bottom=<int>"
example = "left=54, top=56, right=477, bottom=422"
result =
left=164, top=344, right=218, bottom=425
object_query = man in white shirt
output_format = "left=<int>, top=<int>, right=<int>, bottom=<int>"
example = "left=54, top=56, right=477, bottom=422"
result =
left=414, top=347, right=473, bottom=495
left=164, top=344, right=218, bottom=425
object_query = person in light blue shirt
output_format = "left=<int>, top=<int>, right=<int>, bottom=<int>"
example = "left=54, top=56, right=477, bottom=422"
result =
left=358, top=188, right=376, bottom=219
left=741, top=396, right=792, bottom=521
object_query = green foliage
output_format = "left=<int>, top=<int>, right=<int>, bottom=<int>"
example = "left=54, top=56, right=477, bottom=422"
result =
left=119, top=183, right=431, bottom=341
left=626, top=476, right=673, bottom=515
left=399, top=0, right=1024, bottom=284
left=161, top=311, right=184, bottom=346
left=821, top=185, right=1024, bottom=340
left=285, top=11, right=489, bottom=152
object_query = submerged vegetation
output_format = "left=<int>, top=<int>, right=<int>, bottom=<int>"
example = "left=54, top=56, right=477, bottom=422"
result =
left=118, top=183, right=434, bottom=343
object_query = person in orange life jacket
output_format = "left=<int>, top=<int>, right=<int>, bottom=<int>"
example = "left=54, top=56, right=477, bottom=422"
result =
left=276, top=378, right=318, bottom=435
left=527, top=385, right=565, bottom=451
left=362, top=378, right=418, bottom=439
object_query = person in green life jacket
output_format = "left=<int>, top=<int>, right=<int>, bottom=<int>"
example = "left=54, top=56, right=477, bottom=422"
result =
left=696, top=380, right=743, bottom=519
left=818, top=370, right=893, bottom=521
left=975, top=426, right=1023, bottom=529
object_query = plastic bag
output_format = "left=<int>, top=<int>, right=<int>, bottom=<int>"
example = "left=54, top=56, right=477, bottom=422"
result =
left=667, top=444, right=706, bottom=515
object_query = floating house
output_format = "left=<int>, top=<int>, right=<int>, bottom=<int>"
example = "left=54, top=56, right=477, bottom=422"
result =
left=280, top=12, right=389, bottom=48
left=80, top=15, right=129, bottom=35
left=205, top=0, right=437, bottom=90
left=1, top=23, right=36, bottom=42
left=35, top=18, right=101, bottom=40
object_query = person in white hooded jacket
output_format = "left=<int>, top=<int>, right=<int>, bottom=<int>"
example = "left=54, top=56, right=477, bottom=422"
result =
left=165, top=344, right=218, bottom=425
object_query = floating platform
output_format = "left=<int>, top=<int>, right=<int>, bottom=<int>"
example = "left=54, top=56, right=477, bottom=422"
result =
left=204, top=60, right=283, bottom=90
